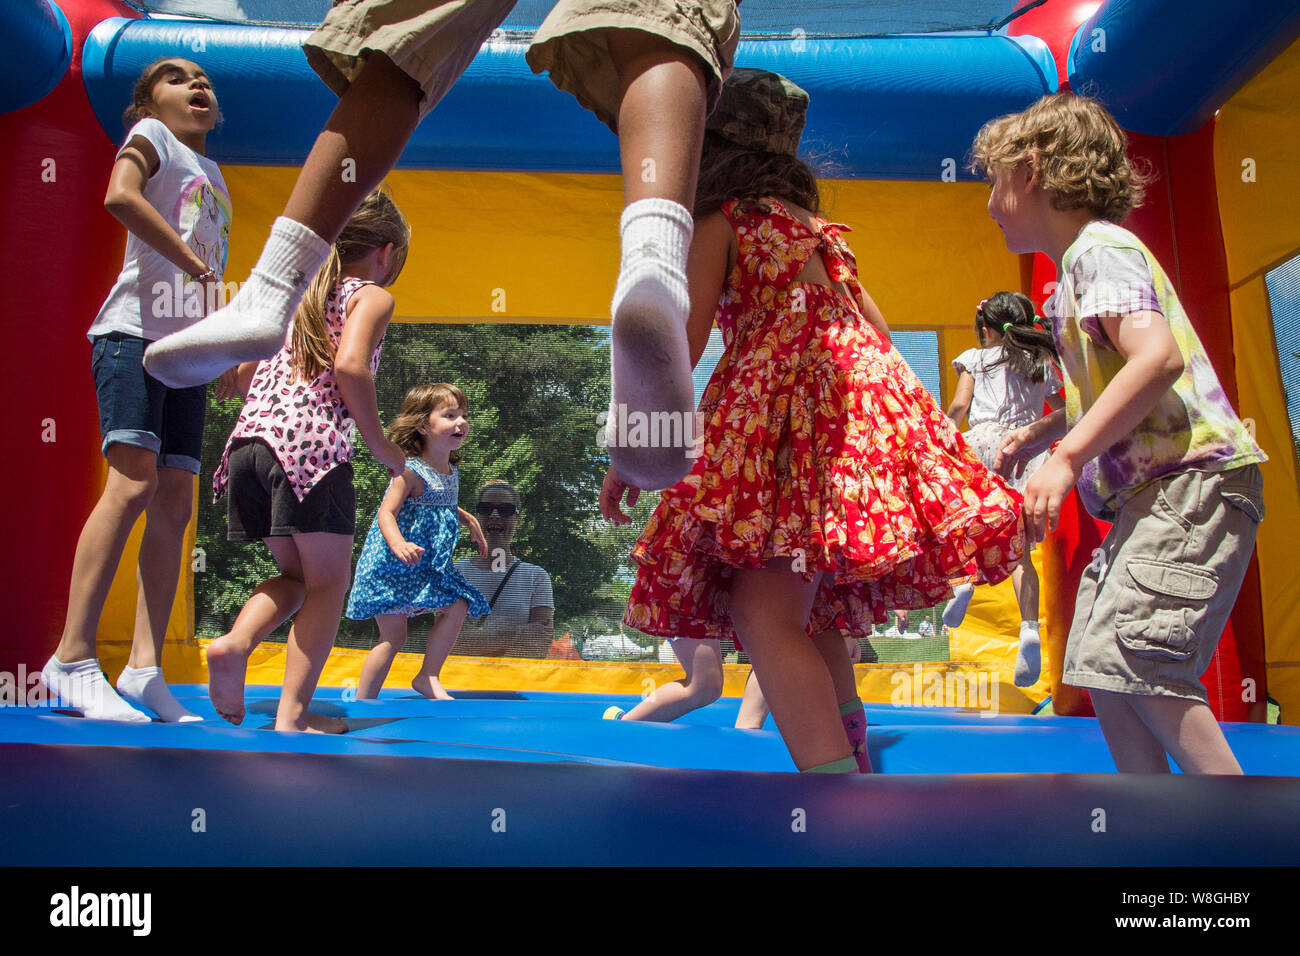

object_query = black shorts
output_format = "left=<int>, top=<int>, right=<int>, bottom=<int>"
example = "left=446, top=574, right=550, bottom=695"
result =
left=225, top=439, right=356, bottom=540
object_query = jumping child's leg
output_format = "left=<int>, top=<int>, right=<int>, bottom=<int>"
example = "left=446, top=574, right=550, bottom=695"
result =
left=1093, top=689, right=1243, bottom=774
left=812, top=629, right=872, bottom=772
left=1011, top=554, right=1041, bottom=687
left=206, top=535, right=307, bottom=725
left=733, top=669, right=769, bottom=729
left=116, top=466, right=202, bottom=721
left=621, top=638, right=724, bottom=721
left=412, top=600, right=469, bottom=701
left=603, top=32, right=707, bottom=490
left=730, top=564, right=854, bottom=772
left=273, top=532, right=353, bottom=733
left=358, top=614, right=409, bottom=699
left=44, top=444, right=161, bottom=722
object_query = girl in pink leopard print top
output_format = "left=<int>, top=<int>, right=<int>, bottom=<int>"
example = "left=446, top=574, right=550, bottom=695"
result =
left=206, top=188, right=410, bottom=733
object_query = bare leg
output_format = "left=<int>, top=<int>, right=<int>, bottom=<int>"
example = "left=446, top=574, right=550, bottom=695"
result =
left=1093, top=689, right=1243, bottom=774
left=1012, top=554, right=1042, bottom=686
left=411, top=601, right=469, bottom=701
left=734, top=669, right=770, bottom=729
left=623, top=638, right=724, bottom=722
left=358, top=614, right=408, bottom=699
left=608, top=33, right=707, bottom=208
left=206, top=536, right=306, bottom=725
left=730, top=564, right=851, bottom=770
left=127, top=467, right=195, bottom=669
left=283, top=52, right=422, bottom=242
left=55, top=444, right=158, bottom=664
left=812, top=630, right=859, bottom=705
left=603, top=32, right=707, bottom=490
left=273, top=532, right=352, bottom=733
left=1011, top=555, right=1039, bottom=625
left=111, top=467, right=207, bottom=721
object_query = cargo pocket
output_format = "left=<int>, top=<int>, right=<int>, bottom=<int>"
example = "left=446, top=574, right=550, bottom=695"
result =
left=1114, top=559, right=1218, bottom=661
left=1219, top=476, right=1265, bottom=524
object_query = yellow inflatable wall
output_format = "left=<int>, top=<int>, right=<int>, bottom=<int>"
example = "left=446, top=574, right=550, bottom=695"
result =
left=1216, top=35, right=1300, bottom=723
left=97, top=169, right=1044, bottom=710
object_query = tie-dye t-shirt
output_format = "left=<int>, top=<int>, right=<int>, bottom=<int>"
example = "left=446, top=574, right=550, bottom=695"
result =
left=1045, top=220, right=1265, bottom=521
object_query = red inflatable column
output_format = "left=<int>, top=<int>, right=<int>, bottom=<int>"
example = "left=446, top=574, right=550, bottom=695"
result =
left=0, top=0, right=140, bottom=672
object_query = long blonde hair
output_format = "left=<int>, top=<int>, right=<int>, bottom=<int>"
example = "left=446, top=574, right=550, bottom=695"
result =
left=387, top=383, right=469, bottom=464
left=291, top=187, right=411, bottom=381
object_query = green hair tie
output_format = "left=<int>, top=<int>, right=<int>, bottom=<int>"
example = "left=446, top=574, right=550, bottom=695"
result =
left=1001, top=322, right=1013, bottom=332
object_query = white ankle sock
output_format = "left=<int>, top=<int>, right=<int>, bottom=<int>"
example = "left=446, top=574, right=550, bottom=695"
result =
left=942, top=583, right=975, bottom=628
left=609, top=199, right=692, bottom=408
left=116, top=665, right=202, bottom=722
left=143, top=217, right=331, bottom=388
left=611, top=198, right=692, bottom=327
left=41, top=656, right=150, bottom=723
left=1014, top=623, right=1041, bottom=687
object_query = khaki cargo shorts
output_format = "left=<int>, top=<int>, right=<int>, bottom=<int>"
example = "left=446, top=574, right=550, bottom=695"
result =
left=1062, top=464, right=1265, bottom=703
left=527, top=0, right=740, bottom=131
left=304, top=0, right=739, bottom=127
left=304, top=0, right=518, bottom=119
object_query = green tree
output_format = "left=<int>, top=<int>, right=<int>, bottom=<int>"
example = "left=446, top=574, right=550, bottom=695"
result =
left=195, top=321, right=621, bottom=650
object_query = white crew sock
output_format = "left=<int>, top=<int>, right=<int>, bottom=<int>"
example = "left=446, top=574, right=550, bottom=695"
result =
left=942, top=582, right=975, bottom=628
left=41, top=656, right=150, bottom=723
left=607, top=199, right=693, bottom=450
left=143, top=217, right=332, bottom=388
left=116, top=665, right=202, bottom=722
left=1014, top=622, right=1041, bottom=687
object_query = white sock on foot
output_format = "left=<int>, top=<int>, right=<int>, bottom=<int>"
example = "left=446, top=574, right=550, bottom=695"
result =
left=606, top=199, right=694, bottom=485
left=143, top=217, right=331, bottom=388
left=116, top=665, right=202, bottom=722
left=41, top=656, right=150, bottom=722
left=609, top=200, right=692, bottom=406
left=1014, top=622, right=1041, bottom=687
left=943, top=583, right=975, bottom=628
left=611, top=198, right=692, bottom=329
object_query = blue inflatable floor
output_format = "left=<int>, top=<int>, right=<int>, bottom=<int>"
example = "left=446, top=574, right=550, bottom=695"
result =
left=3, top=685, right=1298, bottom=865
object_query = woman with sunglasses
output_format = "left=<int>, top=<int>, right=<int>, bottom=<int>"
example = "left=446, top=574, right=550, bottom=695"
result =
left=454, top=481, right=556, bottom=659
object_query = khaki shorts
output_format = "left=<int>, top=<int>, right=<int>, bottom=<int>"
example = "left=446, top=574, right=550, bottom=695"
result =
left=528, top=0, right=741, bottom=131
left=304, top=0, right=518, bottom=119
left=1062, top=464, right=1264, bottom=703
left=304, top=0, right=739, bottom=127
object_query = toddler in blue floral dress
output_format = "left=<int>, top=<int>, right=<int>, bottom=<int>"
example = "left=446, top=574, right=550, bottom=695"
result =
left=348, top=383, right=489, bottom=700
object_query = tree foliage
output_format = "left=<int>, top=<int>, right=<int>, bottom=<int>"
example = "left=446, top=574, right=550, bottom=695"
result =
left=195, top=321, right=650, bottom=649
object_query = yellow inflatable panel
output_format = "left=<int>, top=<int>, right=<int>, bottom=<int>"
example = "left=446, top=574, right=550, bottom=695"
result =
left=1216, top=34, right=1300, bottom=724
left=220, top=169, right=1020, bottom=329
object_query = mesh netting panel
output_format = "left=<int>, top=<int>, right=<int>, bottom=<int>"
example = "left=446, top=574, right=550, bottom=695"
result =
left=196, top=322, right=951, bottom=664
left=124, top=0, right=1030, bottom=37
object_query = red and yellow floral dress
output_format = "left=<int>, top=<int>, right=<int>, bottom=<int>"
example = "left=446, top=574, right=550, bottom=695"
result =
left=623, top=198, right=1024, bottom=644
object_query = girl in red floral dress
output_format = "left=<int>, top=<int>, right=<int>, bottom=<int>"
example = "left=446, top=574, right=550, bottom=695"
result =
left=601, top=70, right=1024, bottom=773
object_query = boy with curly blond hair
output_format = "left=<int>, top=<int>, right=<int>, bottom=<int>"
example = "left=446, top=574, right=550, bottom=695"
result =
left=974, top=92, right=1266, bottom=774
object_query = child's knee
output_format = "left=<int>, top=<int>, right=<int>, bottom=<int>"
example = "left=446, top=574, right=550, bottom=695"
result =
left=690, top=669, right=724, bottom=702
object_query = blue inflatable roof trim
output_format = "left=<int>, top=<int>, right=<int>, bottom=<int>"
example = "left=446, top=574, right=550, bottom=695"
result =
left=123, top=0, right=1037, bottom=37
left=0, top=0, right=74, bottom=115
left=1068, top=0, right=1300, bottom=136
left=82, top=17, right=1055, bottom=179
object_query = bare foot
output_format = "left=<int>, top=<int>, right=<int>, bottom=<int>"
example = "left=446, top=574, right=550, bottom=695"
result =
left=278, top=711, right=348, bottom=734
left=411, top=674, right=454, bottom=701
left=205, top=634, right=250, bottom=725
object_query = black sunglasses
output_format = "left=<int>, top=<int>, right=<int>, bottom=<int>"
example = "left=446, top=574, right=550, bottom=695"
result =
left=476, top=502, right=518, bottom=517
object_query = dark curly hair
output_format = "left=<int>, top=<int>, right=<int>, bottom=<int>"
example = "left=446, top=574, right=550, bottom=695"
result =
left=693, top=131, right=821, bottom=218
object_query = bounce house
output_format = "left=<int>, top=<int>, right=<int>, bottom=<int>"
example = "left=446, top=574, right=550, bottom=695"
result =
left=3, top=0, right=1300, bottom=866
